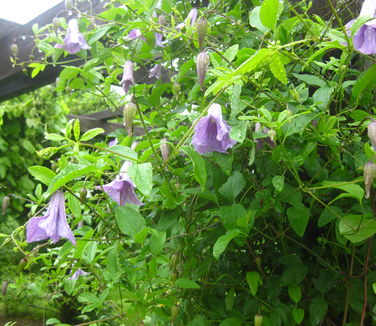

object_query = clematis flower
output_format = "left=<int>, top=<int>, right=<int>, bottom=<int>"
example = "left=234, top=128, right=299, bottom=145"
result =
left=155, top=15, right=166, bottom=47
left=54, top=19, right=90, bottom=54
left=192, top=103, right=236, bottom=154
left=149, top=64, right=162, bottom=79
left=196, top=51, right=210, bottom=90
left=26, top=191, right=76, bottom=245
left=368, top=120, right=376, bottom=150
left=177, top=8, right=198, bottom=29
left=109, top=138, right=118, bottom=147
left=68, top=268, right=89, bottom=280
left=128, top=28, right=143, bottom=39
left=345, top=0, right=376, bottom=54
left=98, top=161, right=143, bottom=206
left=120, top=61, right=135, bottom=94
left=364, top=161, right=376, bottom=198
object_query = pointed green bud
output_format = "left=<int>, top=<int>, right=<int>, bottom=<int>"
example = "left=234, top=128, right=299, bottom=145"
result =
left=364, top=161, right=376, bottom=198
left=52, top=17, right=60, bottom=31
left=254, top=314, right=263, bottom=326
left=80, top=188, right=87, bottom=202
left=267, top=129, right=276, bottom=142
left=368, top=120, right=376, bottom=150
left=197, top=18, right=207, bottom=50
left=123, top=102, right=137, bottom=136
left=10, top=44, right=18, bottom=56
left=196, top=51, right=210, bottom=91
left=171, top=305, right=179, bottom=322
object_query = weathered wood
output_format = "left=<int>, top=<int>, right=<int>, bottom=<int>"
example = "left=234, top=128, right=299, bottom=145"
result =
left=0, top=0, right=106, bottom=102
left=0, top=18, right=21, bottom=39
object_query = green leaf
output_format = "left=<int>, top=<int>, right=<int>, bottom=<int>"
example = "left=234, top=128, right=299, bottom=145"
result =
left=67, top=193, right=81, bottom=218
left=351, top=63, right=376, bottom=106
left=318, top=206, right=340, bottom=227
left=269, top=53, right=287, bottom=84
left=292, top=73, right=327, bottom=87
left=47, top=164, right=96, bottom=194
left=292, top=307, right=304, bottom=324
left=149, top=230, right=166, bottom=256
left=28, top=166, right=56, bottom=186
left=288, top=284, right=302, bottom=303
left=309, top=297, right=328, bottom=326
left=249, top=6, right=269, bottom=33
left=82, top=241, right=98, bottom=264
left=229, top=121, right=248, bottom=143
left=127, top=163, right=153, bottom=197
left=234, top=48, right=271, bottom=76
left=321, top=181, right=364, bottom=201
left=115, top=205, right=146, bottom=237
left=219, top=317, right=242, bottom=326
left=45, top=133, right=66, bottom=141
left=246, top=271, right=261, bottom=296
left=223, top=44, right=239, bottom=63
left=339, top=215, right=376, bottom=243
left=175, top=278, right=200, bottom=289
left=183, top=147, right=207, bottom=190
left=287, top=206, right=310, bottom=237
left=260, top=0, right=279, bottom=29
left=313, top=86, right=334, bottom=111
left=109, top=145, right=138, bottom=161
left=272, top=175, right=285, bottom=192
left=219, top=171, right=246, bottom=201
left=80, top=128, right=105, bottom=141
left=213, top=229, right=241, bottom=259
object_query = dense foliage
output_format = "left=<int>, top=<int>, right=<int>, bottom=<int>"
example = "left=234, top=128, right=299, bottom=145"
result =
left=1, top=0, right=376, bottom=325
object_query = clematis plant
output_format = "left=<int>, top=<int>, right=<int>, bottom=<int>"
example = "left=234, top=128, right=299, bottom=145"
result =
left=98, top=161, right=143, bottom=206
left=192, top=103, right=236, bottom=154
left=345, top=0, right=376, bottom=54
left=26, top=191, right=76, bottom=245
left=68, top=268, right=89, bottom=280
left=54, top=19, right=90, bottom=54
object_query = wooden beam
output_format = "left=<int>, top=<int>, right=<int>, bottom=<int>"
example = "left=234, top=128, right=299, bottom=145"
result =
left=0, top=0, right=106, bottom=102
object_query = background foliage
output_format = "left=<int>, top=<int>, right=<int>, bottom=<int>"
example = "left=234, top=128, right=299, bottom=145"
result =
left=1, top=0, right=375, bottom=325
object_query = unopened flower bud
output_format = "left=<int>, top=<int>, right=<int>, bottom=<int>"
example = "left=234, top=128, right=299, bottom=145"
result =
left=368, top=120, right=376, bottom=150
left=123, top=102, right=137, bottom=136
left=52, top=17, right=60, bottom=31
left=254, top=314, right=263, bottom=326
left=172, top=81, right=180, bottom=97
left=170, top=253, right=178, bottom=270
left=160, top=138, right=169, bottom=162
left=2, top=196, right=10, bottom=215
left=1, top=281, right=8, bottom=296
left=18, top=257, right=28, bottom=272
left=10, top=44, right=18, bottom=56
left=80, top=188, right=87, bottom=202
left=65, top=0, right=74, bottom=10
left=364, top=161, right=376, bottom=198
left=171, top=305, right=179, bottom=322
left=120, top=61, right=135, bottom=94
left=170, top=271, right=177, bottom=281
left=197, top=18, right=207, bottom=50
left=158, top=15, right=167, bottom=26
left=267, top=129, right=276, bottom=142
left=196, top=51, right=210, bottom=91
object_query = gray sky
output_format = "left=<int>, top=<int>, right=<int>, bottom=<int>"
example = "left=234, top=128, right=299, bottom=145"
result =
left=0, top=0, right=62, bottom=24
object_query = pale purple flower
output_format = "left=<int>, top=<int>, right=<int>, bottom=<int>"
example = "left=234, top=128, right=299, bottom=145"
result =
left=177, top=8, right=198, bottom=30
left=109, top=138, right=118, bottom=147
left=155, top=32, right=165, bottom=47
left=26, top=191, right=76, bottom=245
left=54, top=19, right=90, bottom=54
left=345, top=0, right=376, bottom=54
left=128, top=29, right=143, bottom=39
left=120, top=61, right=134, bottom=94
left=196, top=51, right=210, bottom=90
left=97, top=161, right=143, bottom=206
left=149, top=64, right=162, bottom=79
left=68, top=268, right=88, bottom=280
left=192, top=103, right=236, bottom=154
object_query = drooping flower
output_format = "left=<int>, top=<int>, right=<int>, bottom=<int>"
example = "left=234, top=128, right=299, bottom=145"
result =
left=192, top=103, right=236, bottom=154
left=196, top=51, right=210, bottom=90
left=26, top=191, right=76, bottom=245
left=345, top=0, right=376, bottom=54
left=160, top=138, right=169, bottom=162
left=109, top=138, right=118, bottom=147
left=68, top=268, right=89, bottom=280
left=364, top=161, right=376, bottom=198
left=120, top=61, right=134, bottom=94
left=54, top=19, right=90, bottom=54
left=197, top=18, right=208, bottom=49
left=97, top=161, right=143, bottom=206
left=254, top=123, right=275, bottom=150
left=149, top=64, right=162, bottom=79
left=177, top=8, right=198, bottom=29
left=155, top=15, right=166, bottom=47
